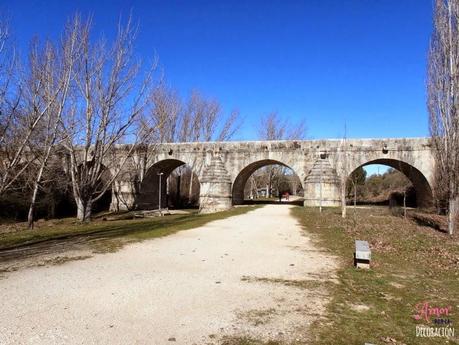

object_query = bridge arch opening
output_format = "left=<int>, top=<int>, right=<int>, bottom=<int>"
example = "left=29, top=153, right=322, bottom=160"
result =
left=232, top=160, right=303, bottom=205
left=348, top=159, right=433, bottom=209
left=137, top=159, right=200, bottom=210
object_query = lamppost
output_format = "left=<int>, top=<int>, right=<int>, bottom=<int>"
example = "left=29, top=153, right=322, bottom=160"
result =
left=319, top=162, right=323, bottom=213
left=158, top=172, right=164, bottom=215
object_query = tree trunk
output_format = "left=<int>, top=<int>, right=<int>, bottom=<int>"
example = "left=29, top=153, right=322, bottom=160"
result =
left=403, top=191, right=407, bottom=219
left=166, top=178, right=169, bottom=209
left=268, top=176, right=273, bottom=198
left=76, top=198, right=92, bottom=222
left=188, top=172, right=194, bottom=205
left=448, top=196, right=458, bottom=235
left=268, top=166, right=274, bottom=198
left=114, top=192, right=121, bottom=212
left=341, top=176, right=347, bottom=218
left=176, top=174, right=181, bottom=208
left=49, top=196, right=56, bottom=219
left=27, top=163, right=47, bottom=229
left=27, top=182, right=40, bottom=229
left=27, top=194, right=37, bottom=230
left=354, top=182, right=357, bottom=211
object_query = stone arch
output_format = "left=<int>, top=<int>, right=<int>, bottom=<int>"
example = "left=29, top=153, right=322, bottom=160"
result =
left=232, top=159, right=304, bottom=205
left=136, top=159, right=201, bottom=210
left=349, top=158, right=433, bottom=208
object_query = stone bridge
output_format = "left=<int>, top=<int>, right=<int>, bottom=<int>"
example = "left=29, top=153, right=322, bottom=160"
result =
left=108, top=137, right=434, bottom=213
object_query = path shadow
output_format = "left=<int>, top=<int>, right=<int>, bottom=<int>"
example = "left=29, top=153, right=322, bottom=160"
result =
left=242, top=199, right=304, bottom=206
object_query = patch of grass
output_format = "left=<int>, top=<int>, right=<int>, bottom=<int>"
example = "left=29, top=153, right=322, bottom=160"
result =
left=0, top=206, right=260, bottom=257
left=41, top=255, right=93, bottom=265
left=220, top=336, right=309, bottom=345
left=220, top=336, right=285, bottom=345
left=241, top=275, right=325, bottom=290
left=291, top=206, right=459, bottom=345
left=238, top=308, right=277, bottom=326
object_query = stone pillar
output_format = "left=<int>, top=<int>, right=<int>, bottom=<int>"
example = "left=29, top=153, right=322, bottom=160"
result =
left=199, top=154, right=232, bottom=213
left=110, top=180, right=136, bottom=211
left=303, top=157, right=341, bottom=207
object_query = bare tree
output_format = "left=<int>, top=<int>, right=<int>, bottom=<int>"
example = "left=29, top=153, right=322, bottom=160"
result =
left=258, top=112, right=286, bottom=141
left=177, top=90, right=240, bottom=143
left=25, top=20, right=81, bottom=228
left=141, top=88, right=240, bottom=148
left=0, top=18, right=39, bottom=196
left=428, top=0, right=459, bottom=234
left=150, top=83, right=181, bottom=143
left=347, top=167, right=366, bottom=215
left=245, top=175, right=259, bottom=199
left=61, top=15, right=156, bottom=221
left=258, top=111, right=306, bottom=141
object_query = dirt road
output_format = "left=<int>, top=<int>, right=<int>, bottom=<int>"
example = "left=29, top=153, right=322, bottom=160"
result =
left=0, top=205, right=336, bottom=345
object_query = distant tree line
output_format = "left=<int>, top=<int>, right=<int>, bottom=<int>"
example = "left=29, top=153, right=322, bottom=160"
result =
left=244, top=169, right=303, bottom=200
left=347, top=168, right=414, bottom=206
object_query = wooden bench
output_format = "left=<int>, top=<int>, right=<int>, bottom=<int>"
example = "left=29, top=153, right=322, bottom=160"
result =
left=354, top=240, right=371, bottom=269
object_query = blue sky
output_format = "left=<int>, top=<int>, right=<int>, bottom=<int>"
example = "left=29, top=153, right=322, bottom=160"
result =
left=2, top=0, right=433, bottom=144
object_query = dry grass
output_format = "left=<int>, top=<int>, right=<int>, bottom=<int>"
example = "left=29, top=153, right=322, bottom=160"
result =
left=241, top=275, right=324, bottom=290
left=291, top=206, right=459, bottom=345
left=409, top=211, right=448, bottom=232
left=219, top=336, right=299, bottom=345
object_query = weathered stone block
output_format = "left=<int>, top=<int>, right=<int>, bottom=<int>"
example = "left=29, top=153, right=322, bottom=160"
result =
left=354, top=240, right=371, bottom=269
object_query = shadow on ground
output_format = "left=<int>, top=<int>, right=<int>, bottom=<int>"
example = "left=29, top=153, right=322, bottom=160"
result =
left=242, top=199, right=304, bottom=206
left=0, top=215, right=191, bottom=262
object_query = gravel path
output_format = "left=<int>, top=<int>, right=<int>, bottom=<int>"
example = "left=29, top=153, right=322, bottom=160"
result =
left=0, top=205, right=336, bottom=345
